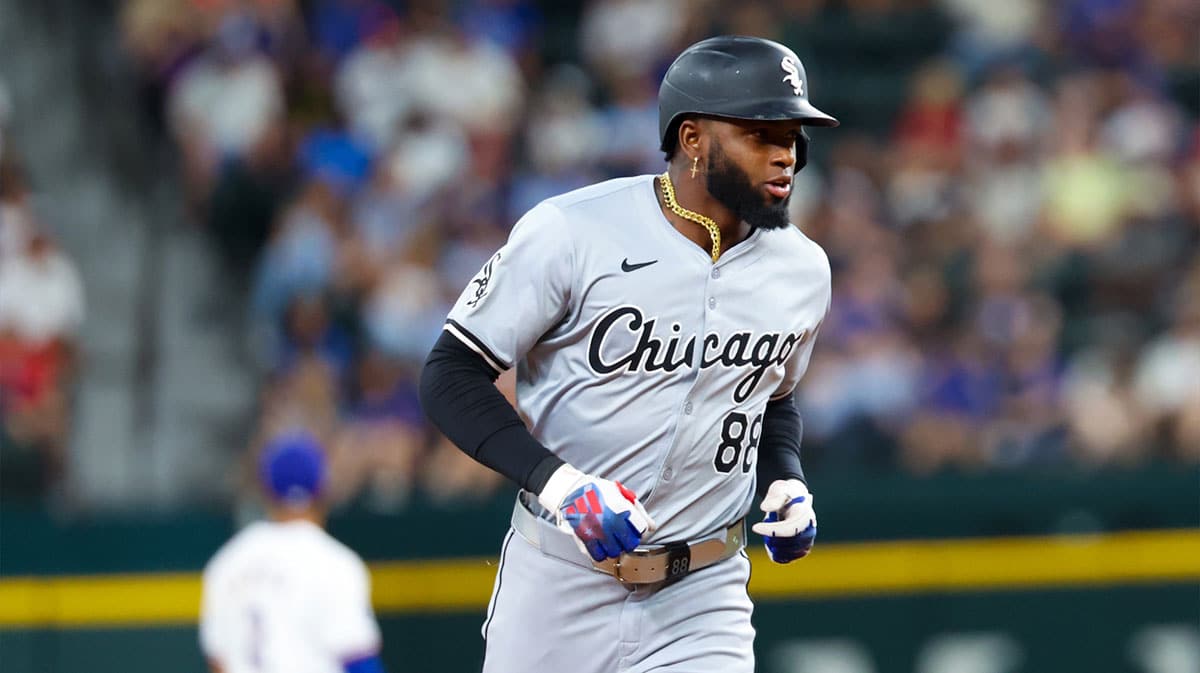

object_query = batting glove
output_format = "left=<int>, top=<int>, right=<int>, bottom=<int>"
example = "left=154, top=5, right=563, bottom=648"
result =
left=751, top=479, right=817, bottom=564
left=537, top=465, right=656, bottom=562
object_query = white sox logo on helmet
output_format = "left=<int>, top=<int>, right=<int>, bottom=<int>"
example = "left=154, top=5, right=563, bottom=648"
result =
left=781, top=57, right=804, bottom=96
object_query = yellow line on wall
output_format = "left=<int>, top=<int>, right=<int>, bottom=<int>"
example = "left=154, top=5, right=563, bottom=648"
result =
left=1, top=528, right=1197, bottom=628
left=0, top=573, right=203, bottom=628
left=748, top=527, right=1200, bottom=599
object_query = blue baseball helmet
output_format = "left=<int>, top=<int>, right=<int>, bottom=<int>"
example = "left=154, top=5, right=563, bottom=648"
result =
left=258, top=430, right=327, bottom=506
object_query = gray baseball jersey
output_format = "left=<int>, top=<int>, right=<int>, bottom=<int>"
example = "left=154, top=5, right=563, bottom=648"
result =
left=448, top=174, right=830, bottom=672
left=445, top=174, right=831, bottom=542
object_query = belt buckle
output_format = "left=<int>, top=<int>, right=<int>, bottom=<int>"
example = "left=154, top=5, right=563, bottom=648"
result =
left=611, top=547, right=652, bottom=584
left=612, top=556, right=630, bottom=584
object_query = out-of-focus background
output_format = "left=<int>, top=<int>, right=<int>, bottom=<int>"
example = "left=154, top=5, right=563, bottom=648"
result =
left=0, top=0, right=1197, bottom=671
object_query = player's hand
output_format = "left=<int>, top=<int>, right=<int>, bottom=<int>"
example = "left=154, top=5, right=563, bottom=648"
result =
left=751, top=479, right=817, bottom=564
left=537, top=465, right=656, bottom=562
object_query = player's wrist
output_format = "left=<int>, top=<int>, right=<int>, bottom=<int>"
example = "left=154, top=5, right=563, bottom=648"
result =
left=524, top=453, right=567, bottom=494
left=773, top=477, right=808, bottom=491
left=536, top=463, right=587, bottom=513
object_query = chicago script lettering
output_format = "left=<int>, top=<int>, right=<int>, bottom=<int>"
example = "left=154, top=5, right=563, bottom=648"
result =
left=586, top=306, right=806, bottom=404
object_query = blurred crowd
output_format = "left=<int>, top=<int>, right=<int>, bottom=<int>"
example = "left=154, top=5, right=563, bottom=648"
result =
left=0, top=106, right=86, bottom=500
left=109, top=0, right=1198, bottom=509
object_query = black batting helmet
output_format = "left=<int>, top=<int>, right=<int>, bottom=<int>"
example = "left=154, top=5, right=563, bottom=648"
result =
left=658, top=35, right=839, bottom=152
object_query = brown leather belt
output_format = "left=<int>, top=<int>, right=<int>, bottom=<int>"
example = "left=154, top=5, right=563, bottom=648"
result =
left=510, top=497, right=745, bottom=585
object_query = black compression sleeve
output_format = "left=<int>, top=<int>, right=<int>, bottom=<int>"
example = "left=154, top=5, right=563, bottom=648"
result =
left=755, top=393, right=807, bottom=498
left=418, top=329, right=565, bottom=493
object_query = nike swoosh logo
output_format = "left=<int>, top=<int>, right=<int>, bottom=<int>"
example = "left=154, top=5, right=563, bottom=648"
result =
left=621, top=258, right=658, bottom=272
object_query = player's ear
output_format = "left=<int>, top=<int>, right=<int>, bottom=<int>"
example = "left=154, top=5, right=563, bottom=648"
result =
left=677, top=118, right=704, bottom=159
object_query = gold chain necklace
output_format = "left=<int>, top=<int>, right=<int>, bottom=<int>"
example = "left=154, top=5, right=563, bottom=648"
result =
left=659, top=171, right=721, bottom=263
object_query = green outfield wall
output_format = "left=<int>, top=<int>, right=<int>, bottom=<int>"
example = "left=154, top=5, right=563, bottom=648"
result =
left=1, top=464, right=1197, bottom=673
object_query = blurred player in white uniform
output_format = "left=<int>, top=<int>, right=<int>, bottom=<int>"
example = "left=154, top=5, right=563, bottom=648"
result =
left=420, top=36, right=837, bottom=672
left=200, top=432, right=386, bottom=673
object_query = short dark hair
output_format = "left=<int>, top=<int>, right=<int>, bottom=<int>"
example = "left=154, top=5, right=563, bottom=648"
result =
left=662, top=121, right=680, bottom=162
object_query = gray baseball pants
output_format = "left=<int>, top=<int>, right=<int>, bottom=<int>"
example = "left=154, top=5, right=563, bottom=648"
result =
left=480, top=511, right=756, bottom=672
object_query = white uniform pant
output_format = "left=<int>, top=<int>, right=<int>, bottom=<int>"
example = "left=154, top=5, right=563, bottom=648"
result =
left=480, top=519, right=756, bottom=673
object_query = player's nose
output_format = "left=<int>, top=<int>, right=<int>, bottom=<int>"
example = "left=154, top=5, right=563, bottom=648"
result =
left=770, top=144, right=796, bottom=170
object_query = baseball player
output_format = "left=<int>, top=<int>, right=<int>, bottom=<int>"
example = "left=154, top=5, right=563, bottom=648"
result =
left=200, top=432, right=386, bottom=673
left=419, top=35, right=837, bottom=672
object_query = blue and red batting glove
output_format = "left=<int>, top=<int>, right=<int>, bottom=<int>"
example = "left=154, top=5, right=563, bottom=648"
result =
left=538, top=465, right=656, bottom=562
left=752, top=479, right=817, bottom=564
left=561, top=482, right=645, bottom=561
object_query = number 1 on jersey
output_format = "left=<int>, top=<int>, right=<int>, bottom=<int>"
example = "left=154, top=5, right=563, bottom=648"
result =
left=248, top=606, right=265, bottom=670
left=714, top=411, right=763, bottom=474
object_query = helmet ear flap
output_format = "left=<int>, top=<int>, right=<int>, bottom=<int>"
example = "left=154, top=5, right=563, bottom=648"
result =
left=797, top=129, right=810, bottom=171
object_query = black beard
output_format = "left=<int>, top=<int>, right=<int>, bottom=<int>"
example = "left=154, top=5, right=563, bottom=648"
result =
left=705, top=140, right=792, bottom=231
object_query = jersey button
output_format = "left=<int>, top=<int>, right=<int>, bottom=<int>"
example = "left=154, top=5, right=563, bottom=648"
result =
left=684, top=401, right=693, bottom=415
left=708, top=297, right=716, bottom=309
left=662, top=467, right=674, bottom=481
left=711, top=268, right=720, bottom=279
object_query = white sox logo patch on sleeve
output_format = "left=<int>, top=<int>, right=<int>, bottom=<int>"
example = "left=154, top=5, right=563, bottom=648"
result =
left=465, top=252, right=501, bottom=310
left=781, top=57, right=804, bottom=96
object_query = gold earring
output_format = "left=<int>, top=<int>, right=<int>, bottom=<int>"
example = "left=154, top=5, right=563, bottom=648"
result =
left=690, top=156, right=700, bottom=179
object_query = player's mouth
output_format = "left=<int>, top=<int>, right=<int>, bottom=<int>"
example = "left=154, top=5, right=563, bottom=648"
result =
left=764, top=176, right=792, bottom=200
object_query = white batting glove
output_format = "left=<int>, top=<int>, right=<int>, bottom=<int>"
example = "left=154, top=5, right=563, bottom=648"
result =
left=751, top=479, right=817, bottom=563
left=538, top=464, right=656, bottom=562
